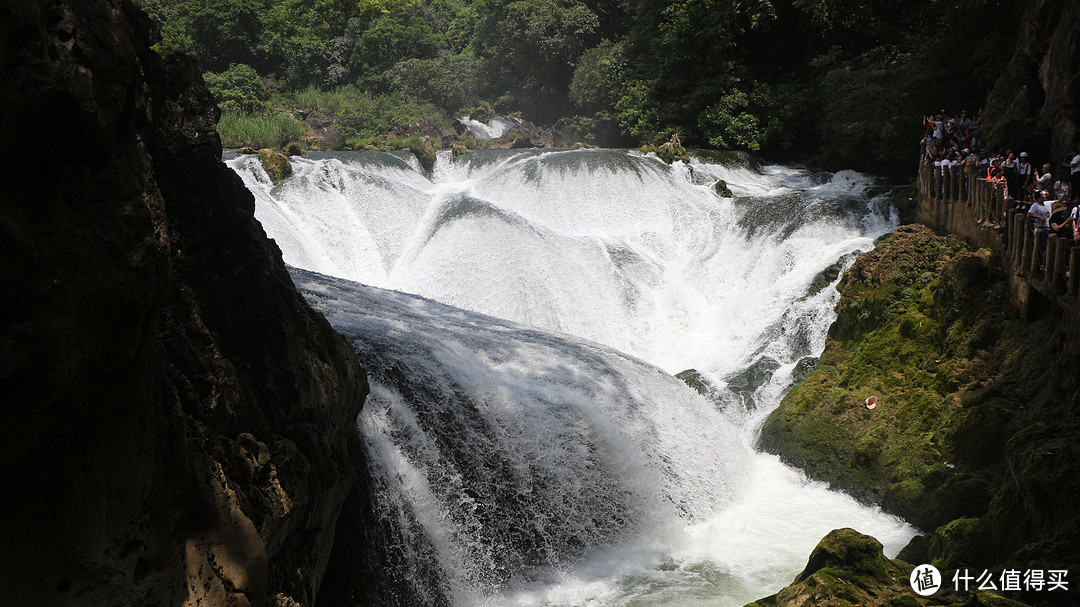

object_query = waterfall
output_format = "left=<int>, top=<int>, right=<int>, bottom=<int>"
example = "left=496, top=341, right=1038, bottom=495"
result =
left=458, top=115, right=522, bottom=139
left=231, top=149, right=914, bottom=605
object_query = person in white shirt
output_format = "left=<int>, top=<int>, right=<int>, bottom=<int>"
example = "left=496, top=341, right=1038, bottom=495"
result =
left=1027, top=191, right=1054, bottom=231
left=1034, top=163, right=1053, bottom=194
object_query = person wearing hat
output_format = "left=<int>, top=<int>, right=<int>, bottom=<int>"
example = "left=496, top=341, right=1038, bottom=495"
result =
left=1018, top=152, right=1033, bottom=202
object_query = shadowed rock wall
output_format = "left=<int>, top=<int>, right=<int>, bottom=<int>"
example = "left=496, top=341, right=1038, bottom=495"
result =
left=0, top=1, right=367, bottom=605
left=984, top=0, right=1080, bottom=158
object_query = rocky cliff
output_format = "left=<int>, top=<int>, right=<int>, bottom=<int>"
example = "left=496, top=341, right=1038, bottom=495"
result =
left=983, top=0, right=1080, bottom=158
left=757, top=225, right=1080, bottom=605
left=0, top=1, right=367, bottom=605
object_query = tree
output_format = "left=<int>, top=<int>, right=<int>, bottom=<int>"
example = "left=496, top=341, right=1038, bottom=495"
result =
left=203, top=63, right=270, bottom=113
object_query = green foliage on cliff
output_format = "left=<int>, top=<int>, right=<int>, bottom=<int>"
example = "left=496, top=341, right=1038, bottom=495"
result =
left=203, top=63, right=269, bottom=113
left=217, top=110, right=306, bottom=149
left=760, top=225, right=1008, bottom=530
left=136, top=0, right=1021, bottom=165
left=759, top=224, right=1080, bottom=577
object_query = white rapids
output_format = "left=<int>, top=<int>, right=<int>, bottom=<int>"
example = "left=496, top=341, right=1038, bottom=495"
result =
left=232, top=148, right=914, bottom=606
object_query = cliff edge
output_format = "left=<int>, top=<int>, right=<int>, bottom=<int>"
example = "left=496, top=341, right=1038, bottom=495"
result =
left=0, top=1, right=367, bottom=605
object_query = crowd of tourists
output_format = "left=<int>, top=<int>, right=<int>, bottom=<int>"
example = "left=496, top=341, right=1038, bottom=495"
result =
left=920, top=109, right=1080, bottom=244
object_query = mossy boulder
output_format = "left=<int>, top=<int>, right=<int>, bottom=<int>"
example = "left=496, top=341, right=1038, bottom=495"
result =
left=758, top=223, right=1080, bottom=588
left=642, top=134, right=689, bottom=164
left=759, top=225, right=1006, bottom=531
left=257, top=147, right=292, bottom=183
left=675, top=368, right=713, bottom=396
left=714, top=178, right=734, bottom=197
left=746, top=529, right=923, bottom=607
left=725, top=356, right=780, bottom=410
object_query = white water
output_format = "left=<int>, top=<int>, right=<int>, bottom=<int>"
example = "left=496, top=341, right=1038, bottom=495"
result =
left=232, top=149, right=913, bottom=605
left=459, top=115, right=522, bottom=139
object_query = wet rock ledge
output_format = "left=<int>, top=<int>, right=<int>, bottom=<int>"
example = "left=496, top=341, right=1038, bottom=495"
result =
left=0, top=1, right=367, bottom=605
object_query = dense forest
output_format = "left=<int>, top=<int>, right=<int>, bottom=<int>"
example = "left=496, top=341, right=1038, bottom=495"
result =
left=136, top=0, right=1022, bottom=171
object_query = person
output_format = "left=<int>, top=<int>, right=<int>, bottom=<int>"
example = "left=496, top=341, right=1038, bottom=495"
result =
left=932, top=115, right=945, bottom=150
left=1003, top=151, right=1019, bottom=199
left=1028, top=190, right=1054, bottom=232
left=957, top=111, right=973, bottom=137
left=1034, top=163, right=1053, bottom=195
left=1048, top=198, right=1073, bottom=239
left=1018, top=152, right=1034, bottom=201
left=1071, top=203, right=1080, bottom=245
left=1067, top=147, right=1080, bottom=203
left=1053, top=174, right=1070, bottom=201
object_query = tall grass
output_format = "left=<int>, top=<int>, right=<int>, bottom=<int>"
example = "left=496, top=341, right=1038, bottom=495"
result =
left=217, top=111, right=306, bottom=149
left=287, top=86, right=353, bottom=115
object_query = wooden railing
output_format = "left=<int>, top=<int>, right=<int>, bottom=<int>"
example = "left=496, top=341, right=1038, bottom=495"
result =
left=917, top=164, right=1080, bottom=309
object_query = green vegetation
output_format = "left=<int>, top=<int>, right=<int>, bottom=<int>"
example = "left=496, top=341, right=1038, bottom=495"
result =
left=759, top=225, right=1006, bottom=531
left=216, top=110, right=305, bottom=149
left=137, top=0, right=1020, bottom=169
left=759, top=224, right=1080, bottom=581
left=256, top=147, right=293, bottom=182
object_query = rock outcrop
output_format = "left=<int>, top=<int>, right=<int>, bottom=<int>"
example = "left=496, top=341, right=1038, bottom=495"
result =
left=983, top=0, right=1080, bottom=158
left=0, top=1, right=367, bottom=605
left=758, top=225, right=1080, bottom=605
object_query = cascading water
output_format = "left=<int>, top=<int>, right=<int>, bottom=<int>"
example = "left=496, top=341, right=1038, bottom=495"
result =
left=230, top=149, right=915, bottom=605
left=458, top=115, right=522, bottom=139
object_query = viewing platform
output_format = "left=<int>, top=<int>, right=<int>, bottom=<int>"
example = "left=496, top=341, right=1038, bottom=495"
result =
left=916, top=164, right=1080, bottom=320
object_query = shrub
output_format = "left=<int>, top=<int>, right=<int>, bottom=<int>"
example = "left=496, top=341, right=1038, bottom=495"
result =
left=203, top=63, right=269, bottom=114
left=334, top=92, right=449, bottom=140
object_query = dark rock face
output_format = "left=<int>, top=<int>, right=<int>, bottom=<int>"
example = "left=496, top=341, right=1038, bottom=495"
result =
left=0, top=1, right=367, bottom=605
left=984, top=0, right=1080, bottom=158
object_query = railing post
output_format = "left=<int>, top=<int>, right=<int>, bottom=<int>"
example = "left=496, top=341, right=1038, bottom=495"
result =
left=1020, top=222, right=1034, bottom=276
left=1046, top=234, right=1059, bottom=285
left=951, top=166, right=961, bottom=202
left=1013, top=211, right=1026, bottom=263
left=1052, top=237, right=1069, bottom=292
left=1006, top=210, right=1016, bottom=253
left=1069, top=247, right=1080, bottom=298
left=1030, top=229, right=1047, bottom=278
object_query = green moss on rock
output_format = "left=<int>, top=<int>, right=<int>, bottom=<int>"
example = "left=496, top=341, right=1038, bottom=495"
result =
left=675, top=368, right=712, bottom=396
left=757, top=223, right=1080, bottom=585
left=759, top=225, right=1005, bottom=531
left=257, top=148, right=292, bottom=183
left=747, top=529, right=927, bottom=607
